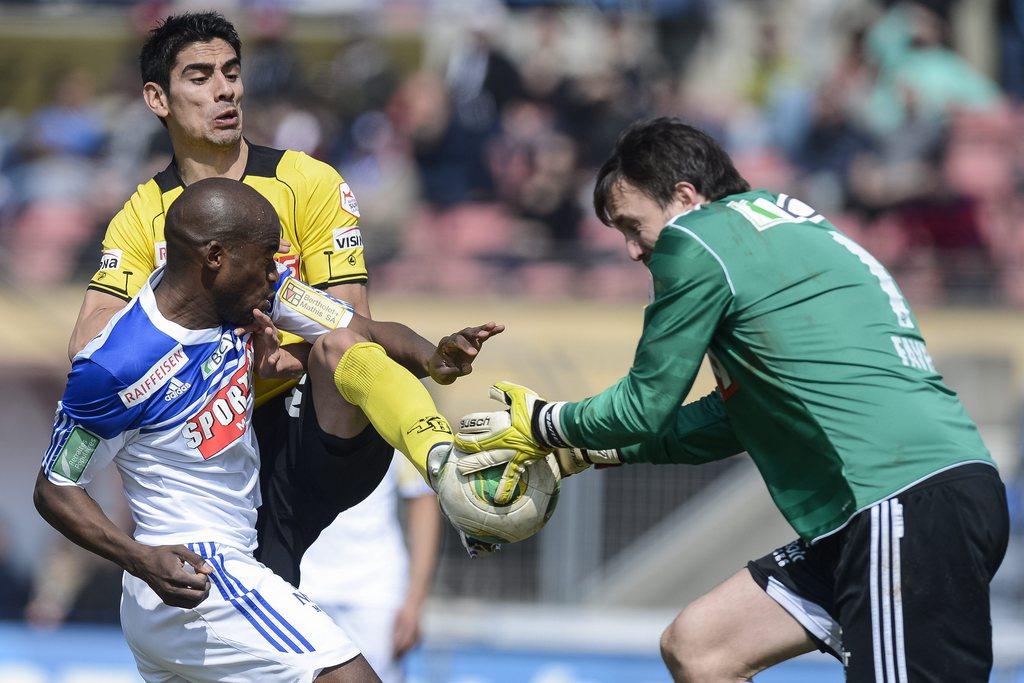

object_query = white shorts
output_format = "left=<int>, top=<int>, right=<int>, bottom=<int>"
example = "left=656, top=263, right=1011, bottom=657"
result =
left=324, top=604, right=402, bottom=683
left=120, top=542, right=360, bottom=682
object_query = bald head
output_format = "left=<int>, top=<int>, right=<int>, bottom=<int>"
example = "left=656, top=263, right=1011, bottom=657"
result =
left=164, top=178, right=279, bottom=269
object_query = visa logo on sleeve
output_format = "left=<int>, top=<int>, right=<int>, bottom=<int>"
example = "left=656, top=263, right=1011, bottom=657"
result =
left=332, top=227, right=363, bottom=251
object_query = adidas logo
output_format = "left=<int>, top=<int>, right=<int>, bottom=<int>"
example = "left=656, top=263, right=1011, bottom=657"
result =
left=164, top=377, right=192, bottom=401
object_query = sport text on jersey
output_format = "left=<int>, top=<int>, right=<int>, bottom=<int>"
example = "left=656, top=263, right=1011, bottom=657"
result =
left=275, top=253, right=302, bottom=281
left=121, top=345, right=189, bottom=407
left=183, top=355, right=252, bottom=459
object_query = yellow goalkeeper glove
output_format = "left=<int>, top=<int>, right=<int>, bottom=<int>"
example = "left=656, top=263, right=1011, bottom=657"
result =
left=454, top=380, right=555, bottom=504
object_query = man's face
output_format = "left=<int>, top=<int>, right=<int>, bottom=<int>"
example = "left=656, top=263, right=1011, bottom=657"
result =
left=211, top=237, right=279, bottom=327
left=606, top=179, right=688, bottom=266
left=163, top=39, right=244, bottom=148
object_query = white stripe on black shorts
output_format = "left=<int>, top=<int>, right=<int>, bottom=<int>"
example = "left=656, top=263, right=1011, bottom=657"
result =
left=748, top=462, right=1008, bottom=681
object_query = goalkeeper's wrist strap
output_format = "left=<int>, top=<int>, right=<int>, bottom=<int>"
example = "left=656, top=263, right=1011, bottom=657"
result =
left=578, top=448, right=622, bottom=467
left=533, top=401, right=572, bottom=449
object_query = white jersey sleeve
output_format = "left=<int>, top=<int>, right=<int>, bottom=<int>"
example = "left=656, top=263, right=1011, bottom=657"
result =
left=269, top=263, right=354, bottom=342
left=42, top=359, right=131, bottom=488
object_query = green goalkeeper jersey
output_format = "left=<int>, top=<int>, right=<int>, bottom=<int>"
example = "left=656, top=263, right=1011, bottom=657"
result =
left=557, top=190, right=994, bottom=541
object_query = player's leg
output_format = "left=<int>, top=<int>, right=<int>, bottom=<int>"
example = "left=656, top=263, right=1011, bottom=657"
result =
left=659, top=568, right=817, bottom=682
left=316, top=655, right=381, bottom=682
left=834, top=464, right=1009, bottom=682
left=254, top=377, right=394, bottom=585
left=308, top=329, right=452, bottom=477
left=308, top=327, right=372, bottom=439
left=323, top=604, right=402, bottom=682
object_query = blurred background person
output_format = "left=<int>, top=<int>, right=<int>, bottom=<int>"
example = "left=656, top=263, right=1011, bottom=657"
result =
left=300, top=456, right=441, bottom=683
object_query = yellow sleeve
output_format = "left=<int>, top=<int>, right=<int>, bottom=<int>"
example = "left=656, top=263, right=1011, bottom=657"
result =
left=87, top=191, right=156, bottom=300
left=292, top=154, right=368, bottom=288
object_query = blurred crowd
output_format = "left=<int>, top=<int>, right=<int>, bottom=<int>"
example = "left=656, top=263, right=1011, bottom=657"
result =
left=2, top=0, right=1024, bottom=303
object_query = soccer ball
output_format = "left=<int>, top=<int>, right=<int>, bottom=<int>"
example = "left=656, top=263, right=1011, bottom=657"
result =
left=436, top=452, right=560, bottom=544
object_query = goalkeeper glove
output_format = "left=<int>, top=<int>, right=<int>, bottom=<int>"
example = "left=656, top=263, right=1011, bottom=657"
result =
left=455, top=445, right=622, bottom=480
left=454, top=381, right=556, bottom=505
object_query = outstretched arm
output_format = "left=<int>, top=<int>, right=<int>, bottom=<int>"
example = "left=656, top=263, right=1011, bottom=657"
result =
left=254, top=270, right=506, bottom=384
left=33, top=471, right=212, bottom=609
left=619, top=390, right=744, bottom=465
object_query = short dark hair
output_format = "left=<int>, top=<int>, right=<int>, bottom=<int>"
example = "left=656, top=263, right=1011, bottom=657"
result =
left=593, top=117, right=750, bottom=225
left=139, top=11, right=241, bottom=95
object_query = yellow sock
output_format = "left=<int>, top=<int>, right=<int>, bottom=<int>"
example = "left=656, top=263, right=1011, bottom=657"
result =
left=333, top=342, right=451, bottom=481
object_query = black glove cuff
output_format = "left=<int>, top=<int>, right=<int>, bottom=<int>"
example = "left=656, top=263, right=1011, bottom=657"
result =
left=531, top=401, right=570, bottom=450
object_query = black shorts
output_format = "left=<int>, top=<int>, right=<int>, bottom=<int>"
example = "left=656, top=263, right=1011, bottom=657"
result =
left=748, top=463, right=1008, bottom=682
left=253, top=376, right=393, bottom=587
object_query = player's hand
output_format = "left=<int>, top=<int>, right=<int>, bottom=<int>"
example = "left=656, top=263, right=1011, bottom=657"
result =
left=129, top=544, right=213, bottom=609
left=427, top=322, right=505, bottom=385
left=391, top=599, right=423, bottom=658
left=455, top=445, right=620, bottom=481
left=455, top=381, right=552, bottom=504
left=236, top=309, right=306, bottom=380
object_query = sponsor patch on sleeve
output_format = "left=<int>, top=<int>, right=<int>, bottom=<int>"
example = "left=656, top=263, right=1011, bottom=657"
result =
left=99, top=249, right=123, bottom=270
left=339, top=181, right=360, bottom=217
left=52, top=426, right=100, bottom=482
left=279, top=278, right=353, bottom=329
left=332, top=227, right=363, bottom=252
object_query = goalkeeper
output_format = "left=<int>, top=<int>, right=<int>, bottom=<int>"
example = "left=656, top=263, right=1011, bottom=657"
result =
left=455, top=118, right=1009, bottom=682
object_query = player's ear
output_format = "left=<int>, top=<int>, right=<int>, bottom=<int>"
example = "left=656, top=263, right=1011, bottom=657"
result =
left=673, top=181, right=705, bottom=210
left=143, top=82, right=170, bottom=120
left=203, top=241, right=225, bottom=271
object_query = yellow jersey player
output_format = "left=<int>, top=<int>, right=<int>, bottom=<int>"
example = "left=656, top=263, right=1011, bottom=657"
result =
left=66, top=11, right=497, bottom=586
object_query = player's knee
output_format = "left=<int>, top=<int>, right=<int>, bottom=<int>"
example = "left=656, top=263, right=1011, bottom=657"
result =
left=310, top=328, right=367, bottom=372
left=660, top=605, right=733, bottom=682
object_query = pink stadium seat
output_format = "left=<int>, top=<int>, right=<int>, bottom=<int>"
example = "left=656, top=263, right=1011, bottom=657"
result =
left=9, top=202, right=94, bottom=286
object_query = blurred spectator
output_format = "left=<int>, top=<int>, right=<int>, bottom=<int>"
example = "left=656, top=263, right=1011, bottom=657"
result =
left=860, top=2, right=1002, bottom=136
left=0, top=519, right=30, bottom=621
left=390, top=70, right=494, bottom=208
left=23, top=68, right=106, bottom=159
left=998, top=0, right=1024, bottom=100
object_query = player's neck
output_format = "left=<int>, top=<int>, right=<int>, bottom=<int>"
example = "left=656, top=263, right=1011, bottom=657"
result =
left=173, top=138, right=249, bottom=186
left=153, top=274, right=219, bottom=331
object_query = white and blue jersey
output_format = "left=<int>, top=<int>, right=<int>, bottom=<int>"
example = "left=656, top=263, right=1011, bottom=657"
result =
left=44, top=264, right=364, bottom=681
left=42, top=264, right=354, bottom=553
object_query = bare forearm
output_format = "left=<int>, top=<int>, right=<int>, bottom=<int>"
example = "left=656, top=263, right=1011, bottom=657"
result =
left=33, top=471, right=144, bottom=575
left=404, top=495, right=441, bottom=606
left=69, top=291, right=127, bottom=360
left=358, top=319, right=436, bottom=378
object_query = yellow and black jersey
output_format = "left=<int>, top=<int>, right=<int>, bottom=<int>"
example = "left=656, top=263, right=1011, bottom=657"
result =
left=90, top=142, right=366, bottom=298
left=89, top=142, right=367, bottom=404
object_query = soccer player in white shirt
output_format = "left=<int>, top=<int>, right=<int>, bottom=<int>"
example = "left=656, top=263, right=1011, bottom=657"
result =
left=33, top=178, right=497, bottom=682
left=301, top=456, right=440, bottom=682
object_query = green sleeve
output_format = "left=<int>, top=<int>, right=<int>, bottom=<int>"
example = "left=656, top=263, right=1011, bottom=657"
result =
left=619, top=390, right=744, bottom=465
left=560, top=227, right=734, bottom=447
